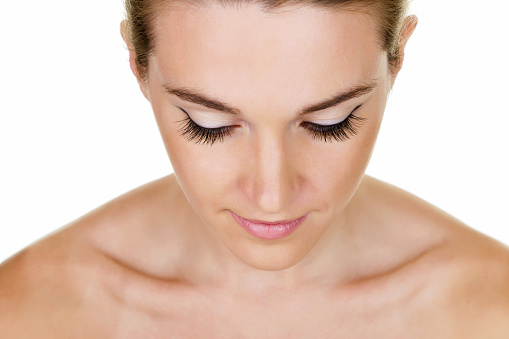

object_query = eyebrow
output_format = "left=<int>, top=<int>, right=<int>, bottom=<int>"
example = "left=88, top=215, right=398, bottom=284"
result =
left=163, top=81, right=377, bottom=116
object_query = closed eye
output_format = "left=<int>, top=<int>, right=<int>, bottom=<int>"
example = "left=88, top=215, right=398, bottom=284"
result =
left=300, top=105, right=366, bottom=142
left=176, top=108, right=237, bottom=146
left=176, top=105, right=366, bottom=145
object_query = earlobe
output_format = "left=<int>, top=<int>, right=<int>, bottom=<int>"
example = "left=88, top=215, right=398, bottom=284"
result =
left=120, top=20, right=150, bottom=101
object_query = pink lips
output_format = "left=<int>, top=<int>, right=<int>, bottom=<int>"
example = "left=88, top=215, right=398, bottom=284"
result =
left=230, top=211, right=307, bottom=240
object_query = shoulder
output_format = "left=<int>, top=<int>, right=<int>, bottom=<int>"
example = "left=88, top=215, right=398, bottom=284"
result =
left=414, top=238, right=509, bottom=337
left=359, top=175, right=508, bottom=253
left=0, top=175, right=184, bottom=337
left=0, top=227, right=113, bottom=337
left=360, top=176, right=509, bottom=336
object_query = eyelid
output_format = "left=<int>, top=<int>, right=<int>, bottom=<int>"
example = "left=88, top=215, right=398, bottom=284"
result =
left=179, top=104, right=363, bottom=130
left=178, top=107, right=234, bottom=129
left=301, top=110, right=366, bottom=143
left=304, top=105, right=363, bottom=126
left=177, top=110, right=237, bottom=146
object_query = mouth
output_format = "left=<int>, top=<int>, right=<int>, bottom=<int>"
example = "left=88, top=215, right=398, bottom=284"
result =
left=230, top=211, right=308, bottom=240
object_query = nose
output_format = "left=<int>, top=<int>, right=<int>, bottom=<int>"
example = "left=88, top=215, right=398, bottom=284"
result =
left=244, top=133, right=301, bottom=215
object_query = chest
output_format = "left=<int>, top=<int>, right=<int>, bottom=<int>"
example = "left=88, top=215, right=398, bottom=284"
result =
left=104, top=289, right=430, bottom=339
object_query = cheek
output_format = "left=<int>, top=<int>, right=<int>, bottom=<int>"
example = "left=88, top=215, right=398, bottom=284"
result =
left=175, top=147, right=235, bottom=210
left=148, top=101, right=238, bottom=218
left=301, top=101, right=384, bottom=205
left=299, top=74, right=388, bottom=201
left=303, top=121, right=380, bottom=212
left=155, top=114, right=236, bottom=215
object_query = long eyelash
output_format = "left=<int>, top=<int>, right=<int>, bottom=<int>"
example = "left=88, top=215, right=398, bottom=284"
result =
left=301, top=113, right=366, bottom=143
left=177, top=107, right=366, bottom=145
left=177, top=114, right=235, bottom=146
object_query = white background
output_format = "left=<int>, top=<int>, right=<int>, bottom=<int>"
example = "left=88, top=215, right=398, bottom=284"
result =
left=1, top=0, right=508, bottom=263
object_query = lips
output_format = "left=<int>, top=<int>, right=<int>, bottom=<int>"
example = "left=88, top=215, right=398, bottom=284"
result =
left=230, top=211, right=307, bottom=240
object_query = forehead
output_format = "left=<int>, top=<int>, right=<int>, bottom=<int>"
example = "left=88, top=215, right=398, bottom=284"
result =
left=150, top=3, right=386, bottom=110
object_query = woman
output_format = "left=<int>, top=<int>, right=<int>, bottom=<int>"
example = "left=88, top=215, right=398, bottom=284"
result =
left=1, top=0, right=508, bottom=337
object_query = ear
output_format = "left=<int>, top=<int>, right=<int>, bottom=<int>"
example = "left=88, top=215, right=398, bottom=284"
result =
left=391, top=15, right=418, bottom=83
left=120, top=20, right=150, bottom=100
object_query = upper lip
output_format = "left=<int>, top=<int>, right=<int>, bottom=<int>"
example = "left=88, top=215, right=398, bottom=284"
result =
left=231, top=211, right=308, bottom=225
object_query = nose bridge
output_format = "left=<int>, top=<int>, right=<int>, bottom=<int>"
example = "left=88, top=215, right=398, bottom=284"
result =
left=250, top=131, right=296, bottom=214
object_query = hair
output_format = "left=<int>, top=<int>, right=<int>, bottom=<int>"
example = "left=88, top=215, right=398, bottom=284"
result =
left=123, top=0, right=410, bottom=80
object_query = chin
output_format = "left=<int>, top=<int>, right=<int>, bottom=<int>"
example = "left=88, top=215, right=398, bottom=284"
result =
left=225, top=236, right=318, bottom=272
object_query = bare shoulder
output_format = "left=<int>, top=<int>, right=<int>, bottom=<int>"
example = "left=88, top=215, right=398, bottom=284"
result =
left=0, top=229, right=112, bottom=337
left=0, top=175, right=183, bottom=338
left=431, top=220, right=509, bottom=335
left=361, top=176, right=509, bottom=336
left=416, top=234, right=509, bottom=338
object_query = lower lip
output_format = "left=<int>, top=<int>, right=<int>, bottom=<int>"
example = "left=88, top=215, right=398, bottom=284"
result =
left=230, top=211, right=307, bottom=240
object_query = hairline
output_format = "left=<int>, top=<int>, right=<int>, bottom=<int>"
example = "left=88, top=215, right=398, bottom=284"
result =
left=161, top=0, right=380, bottom=19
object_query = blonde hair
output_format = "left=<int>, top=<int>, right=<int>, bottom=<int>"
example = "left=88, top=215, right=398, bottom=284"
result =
left=124, top=0, right=410, bottom=80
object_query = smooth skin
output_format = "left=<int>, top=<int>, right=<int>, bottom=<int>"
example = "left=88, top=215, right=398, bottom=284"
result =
left=1, top=3, right=509, bottom=338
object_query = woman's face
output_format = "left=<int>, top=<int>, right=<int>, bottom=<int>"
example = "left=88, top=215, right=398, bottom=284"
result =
left=144, top=3, right=393, bottom=270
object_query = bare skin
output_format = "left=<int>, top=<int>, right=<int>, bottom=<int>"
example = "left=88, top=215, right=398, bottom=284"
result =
left=1, top=175, right=509, bottom=338
left=1, top=3, right=509, bottom=338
